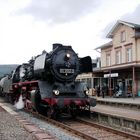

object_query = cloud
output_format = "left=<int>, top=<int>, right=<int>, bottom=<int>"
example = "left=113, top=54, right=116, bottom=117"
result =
left=18, top=0, right=99, bottom=24
left=100, top=3, right=140, bottom=39
left=121, top=4, right=140, bottom=24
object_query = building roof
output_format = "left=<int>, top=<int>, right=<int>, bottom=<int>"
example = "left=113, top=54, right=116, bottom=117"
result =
left=95, top=41, right=113, bottom=50
left=95, top=20, right=140, bottom=50
left=107, top=20, right=140, bottom=38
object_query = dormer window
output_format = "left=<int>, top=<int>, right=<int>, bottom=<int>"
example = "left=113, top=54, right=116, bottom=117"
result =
left=121, top=31, right=126, bottom=42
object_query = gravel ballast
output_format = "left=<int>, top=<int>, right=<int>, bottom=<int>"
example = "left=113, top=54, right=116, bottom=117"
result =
left=0, top=110, right=36, bottom=140
left=18, top=111, right=81, bottom=140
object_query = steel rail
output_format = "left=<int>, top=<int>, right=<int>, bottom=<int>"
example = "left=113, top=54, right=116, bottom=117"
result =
left=25, top=109, right=97, bottom=140
left=25, top=109, right=140, bottom=140
left=77, top=118, right=140, bottom=140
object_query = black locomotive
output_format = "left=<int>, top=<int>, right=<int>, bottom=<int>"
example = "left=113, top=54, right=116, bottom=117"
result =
left=0, top=43, right=96, bottom=118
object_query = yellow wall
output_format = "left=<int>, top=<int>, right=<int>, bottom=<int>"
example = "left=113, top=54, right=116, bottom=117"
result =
left=136, top=38, right=140, bottom=61
left=101, top=24, right=140, bottom=68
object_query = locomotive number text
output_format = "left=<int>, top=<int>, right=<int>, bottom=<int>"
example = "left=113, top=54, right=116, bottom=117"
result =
left=60, top=69, right=74, bottom=73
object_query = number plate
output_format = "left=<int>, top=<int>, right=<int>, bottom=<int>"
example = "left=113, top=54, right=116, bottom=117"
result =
left=60, top=69, right=74, bottom=73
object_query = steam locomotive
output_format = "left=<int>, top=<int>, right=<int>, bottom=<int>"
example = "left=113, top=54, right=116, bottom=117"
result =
left=0, top=43, right=96, bottom=118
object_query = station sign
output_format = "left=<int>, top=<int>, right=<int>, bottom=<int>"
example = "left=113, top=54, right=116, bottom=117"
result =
left=104, top=73, right=118, bottom=78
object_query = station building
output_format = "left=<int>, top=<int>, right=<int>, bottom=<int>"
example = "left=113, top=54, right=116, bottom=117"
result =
left=76, top=20, right=140, bottom=97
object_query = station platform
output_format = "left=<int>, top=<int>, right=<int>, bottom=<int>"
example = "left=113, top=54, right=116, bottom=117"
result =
left=95, top=96, right=140, bottom=105
left=94, top=96, right=140, bottom=111
left=90, top=96, right=140, bottom=132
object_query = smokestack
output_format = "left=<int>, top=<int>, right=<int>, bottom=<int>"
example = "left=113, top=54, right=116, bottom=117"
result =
left=53, top=43, right=62, bottom=50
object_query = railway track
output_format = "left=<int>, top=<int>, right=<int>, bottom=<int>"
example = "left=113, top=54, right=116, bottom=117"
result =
left=0, top=95, right=139, bottom=140
left=0, top=97, right=139, bottom=140
left=25, top=109, right=140, bottom=140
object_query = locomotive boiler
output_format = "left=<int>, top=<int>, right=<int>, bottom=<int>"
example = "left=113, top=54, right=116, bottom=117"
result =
left=0, top=43, right=96, bottom=118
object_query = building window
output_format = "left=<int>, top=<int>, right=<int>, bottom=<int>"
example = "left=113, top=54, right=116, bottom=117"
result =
left=126, top=48, right=132, bottom=62
left=116, top=50, right=121, bottom=64
left=96, top=58, right=101, bottom=68
left=106, top=53, right=111, bottom=66
left=121, top=31, right=126, bottom=42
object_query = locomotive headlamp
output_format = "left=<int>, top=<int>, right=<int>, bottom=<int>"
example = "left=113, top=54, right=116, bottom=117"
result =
left=84, top=86, right=89, bottom=95
left=53, top=90, right=59, bottom=95
left=85, top=90, right=89, bottom=95
left=64, top=53, right=71, bottom=61
left=66, top=53, right=70, bottom=58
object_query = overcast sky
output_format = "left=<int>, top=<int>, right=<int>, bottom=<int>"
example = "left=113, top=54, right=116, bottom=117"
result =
left=1, top=0, right=140, bottom=64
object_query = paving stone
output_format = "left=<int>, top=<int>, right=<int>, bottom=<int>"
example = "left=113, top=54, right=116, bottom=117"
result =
left=24, top=124, right=43, bottom=133
left=34, top=133, right=54, bottom=139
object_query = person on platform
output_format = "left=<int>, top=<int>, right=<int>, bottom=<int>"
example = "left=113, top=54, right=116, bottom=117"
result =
left=96, top=85, right=100, bottom=97
left=101, top=85, right=105, bottom=98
